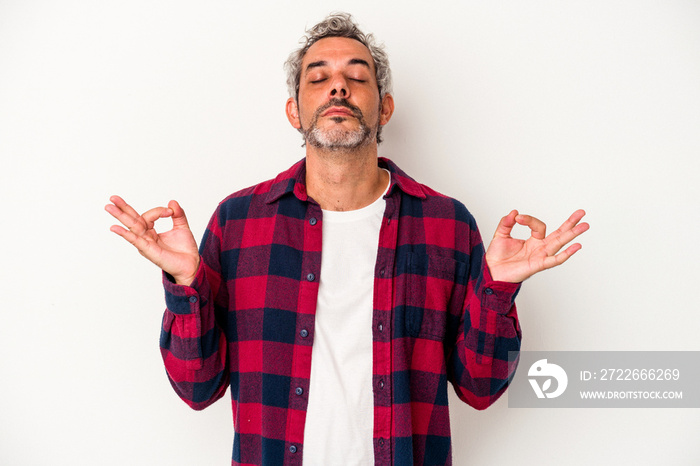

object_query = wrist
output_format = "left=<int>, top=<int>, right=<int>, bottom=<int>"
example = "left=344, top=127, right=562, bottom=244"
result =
left=486, top=261, right=525, bottom=284
left=172, top=257, right=201, bottom=286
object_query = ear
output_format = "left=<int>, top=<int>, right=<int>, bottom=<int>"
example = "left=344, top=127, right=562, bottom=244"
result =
left=286, top=97, right=302, bottom=129
left=379, top=93, right=395, bottom=126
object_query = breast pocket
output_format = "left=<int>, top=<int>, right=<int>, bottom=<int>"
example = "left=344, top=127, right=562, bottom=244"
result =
left=404, top=253, right=468, bottom=340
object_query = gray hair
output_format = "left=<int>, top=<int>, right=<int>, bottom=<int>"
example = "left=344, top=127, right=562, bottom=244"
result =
left=284, top=12, right=393, bottom=102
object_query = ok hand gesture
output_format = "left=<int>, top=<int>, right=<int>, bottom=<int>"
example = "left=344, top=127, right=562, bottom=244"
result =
left=484, top=209, right=589, bottom=283
left=105, top=195, right=200, bottom=285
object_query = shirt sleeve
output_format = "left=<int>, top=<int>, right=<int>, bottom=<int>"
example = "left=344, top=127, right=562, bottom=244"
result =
left=159, top=211, right=230, bottom=411
left=447, top=216, right=522, bottom=410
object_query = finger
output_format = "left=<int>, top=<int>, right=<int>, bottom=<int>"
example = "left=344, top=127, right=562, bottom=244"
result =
left=141, top=206, right=172, bottom=230
left=544, top=220, right=590, bottom=255
left=542, top=242, right=583, bottom=270
left=555, top=209, right=587, bottom=234
left=105, top=202, right=143, bottom=231
left=105, top=196, right=148, bottom=233
left=108, top=195, right=141, bottom=220
left=109, top=224, right=155, bottom=255
left=493, top=210, right=519, bottom=238
left=515, top=214, right=546, bottom=240
left=168, top=200, right=191, bottom=229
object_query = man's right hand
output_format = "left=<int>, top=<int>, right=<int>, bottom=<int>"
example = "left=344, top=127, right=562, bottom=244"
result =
left=105, top=195, right=200, bottom=285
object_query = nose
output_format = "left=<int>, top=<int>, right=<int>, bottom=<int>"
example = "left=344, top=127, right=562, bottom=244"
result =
left=329, top=74, right=348, bottom=98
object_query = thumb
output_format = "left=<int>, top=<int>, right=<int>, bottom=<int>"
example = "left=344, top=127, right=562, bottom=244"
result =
left=493, top=210, right=518, bottom=238
left=168, top=200, right=190, bottom=229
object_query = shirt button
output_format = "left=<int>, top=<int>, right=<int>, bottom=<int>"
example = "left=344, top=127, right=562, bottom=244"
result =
left=484, top=287, right=494, bottom=295
left=309, top=217, right=317, bottom=225
left=295, top=387, right=303, bottom=396
left=379, top=438, right=385, bottom=446
left=379, top=268, right=385, bottom=277
left=379, top=380, right=384, bottom=389
left=378, top=324, right=383, bottom=332
left=289, top=445, right=297, bottom=453
left=188, top=296, right=198, bottom=303
left=300, top=329, right=309, bottom=338
left=306, top=273, right=315, bottom=282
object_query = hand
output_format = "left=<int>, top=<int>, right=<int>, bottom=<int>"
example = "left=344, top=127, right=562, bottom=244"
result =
left=485, top=209, right=589, bottom=283
left=105, top=195, right=200, bottom=285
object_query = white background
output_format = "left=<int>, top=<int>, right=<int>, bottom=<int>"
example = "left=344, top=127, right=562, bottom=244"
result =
left=1, top=1, right=698, bottom=465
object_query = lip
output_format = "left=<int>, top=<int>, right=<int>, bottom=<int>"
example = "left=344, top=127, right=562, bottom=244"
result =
left=322, top=106, right=354, bottom=117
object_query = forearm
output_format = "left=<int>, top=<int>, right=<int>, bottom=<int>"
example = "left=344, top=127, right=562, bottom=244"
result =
left=160, top=260, right=229, bottom=410
left=449, top=266, right=522, bottom=410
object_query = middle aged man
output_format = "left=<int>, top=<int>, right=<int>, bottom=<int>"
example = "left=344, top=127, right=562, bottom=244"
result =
left=106, top=12, right=589, bottom=466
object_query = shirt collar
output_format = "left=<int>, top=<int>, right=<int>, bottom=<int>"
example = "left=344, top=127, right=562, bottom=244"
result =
left=264, top=156, right=427, bottom=204
left=379, top=157, right=426, bottom=200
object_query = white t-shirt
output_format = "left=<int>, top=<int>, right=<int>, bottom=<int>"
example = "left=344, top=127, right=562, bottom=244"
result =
left=302, top=179, right=389, bottom=465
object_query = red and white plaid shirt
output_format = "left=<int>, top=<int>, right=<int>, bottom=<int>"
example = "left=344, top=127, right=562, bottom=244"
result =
left=160, top=157, right=522, bottom=465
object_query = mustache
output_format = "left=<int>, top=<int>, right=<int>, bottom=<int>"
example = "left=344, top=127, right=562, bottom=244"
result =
left=313, top=98, right=363, bottom=120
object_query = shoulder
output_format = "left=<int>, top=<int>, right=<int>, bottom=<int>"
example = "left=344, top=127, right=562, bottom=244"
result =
left=382, top=157, right=477, bottom=228
left=213, top=158, right=304, bottom=222
left=421, top=184, right=476, bottom=226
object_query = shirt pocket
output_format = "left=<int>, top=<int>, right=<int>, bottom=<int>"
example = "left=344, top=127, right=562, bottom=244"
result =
left=405, top=252, right=468, bottom=340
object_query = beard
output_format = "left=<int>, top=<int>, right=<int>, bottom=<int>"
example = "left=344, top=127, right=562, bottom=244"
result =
left=301, top=98, right=378, bottom=151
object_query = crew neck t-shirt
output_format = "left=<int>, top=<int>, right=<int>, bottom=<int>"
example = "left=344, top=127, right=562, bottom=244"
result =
left=302, top=177, right=389, bottom=465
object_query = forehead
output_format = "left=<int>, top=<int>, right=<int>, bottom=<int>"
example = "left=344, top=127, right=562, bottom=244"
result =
left=302, top=36, right=375, bottom=73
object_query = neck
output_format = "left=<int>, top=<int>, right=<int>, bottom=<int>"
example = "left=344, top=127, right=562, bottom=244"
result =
left=305, top=145, right=388, bottom=211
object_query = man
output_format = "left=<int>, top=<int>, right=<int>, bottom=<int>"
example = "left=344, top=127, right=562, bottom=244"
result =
left=106, top=13, right=588, bottom=466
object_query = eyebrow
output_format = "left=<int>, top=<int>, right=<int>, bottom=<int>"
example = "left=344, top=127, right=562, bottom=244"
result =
left=348, top=58, right=371, bottom=68
left=304, top=58, right=371, bottom=75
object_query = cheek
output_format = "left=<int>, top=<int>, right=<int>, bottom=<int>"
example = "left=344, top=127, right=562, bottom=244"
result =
left=359, top=91, right=382, bottom=121
left=364, top=102, right=382, bottom=125
left=297, top=104, right=315, bottom=127
left=297, top=93, right=322, bottom=119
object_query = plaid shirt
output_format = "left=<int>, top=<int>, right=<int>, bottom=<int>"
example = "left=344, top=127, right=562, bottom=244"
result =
left=160, top=157, right=522, bottom=465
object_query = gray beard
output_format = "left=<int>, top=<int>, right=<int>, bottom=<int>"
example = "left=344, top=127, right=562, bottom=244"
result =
left=305, top=120, right=374, bottom=150
left=301, top=99, right=377, bottom=151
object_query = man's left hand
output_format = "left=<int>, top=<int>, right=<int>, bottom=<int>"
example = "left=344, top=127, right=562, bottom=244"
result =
left=485, top=209, right=589, bottom=283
